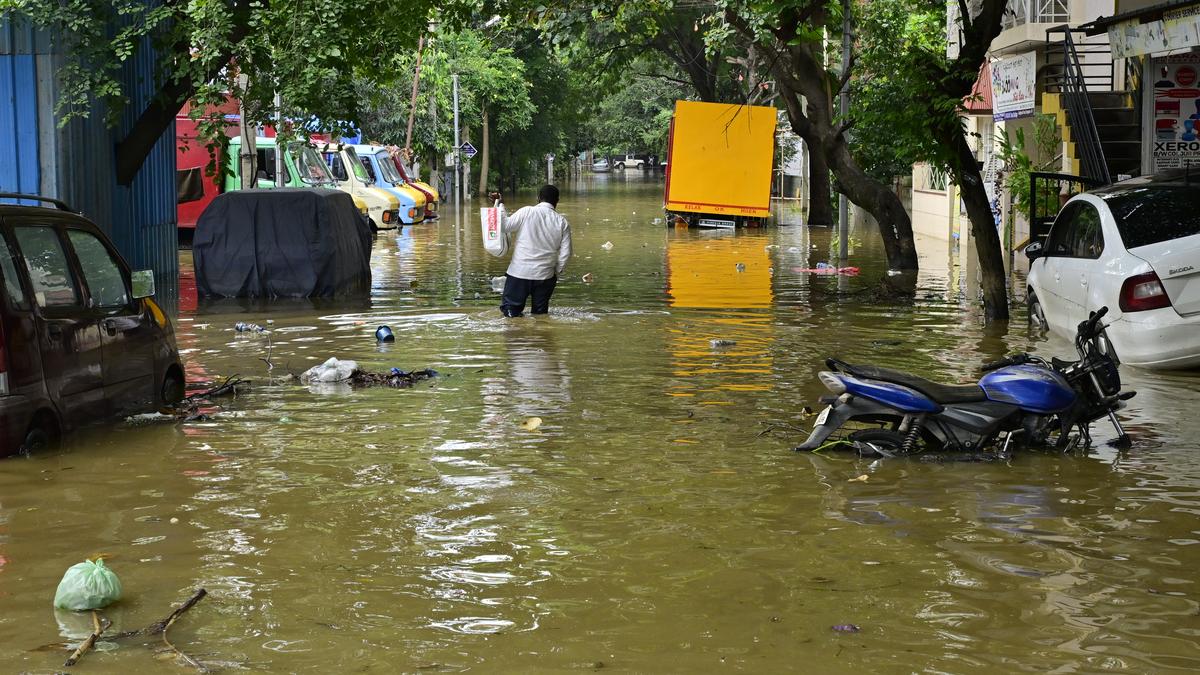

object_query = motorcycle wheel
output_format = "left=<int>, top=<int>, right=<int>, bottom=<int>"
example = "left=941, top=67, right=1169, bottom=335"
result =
left=848, top=429, right=908, bottom=455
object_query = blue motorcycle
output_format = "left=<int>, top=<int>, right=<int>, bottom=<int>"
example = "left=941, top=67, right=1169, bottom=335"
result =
left=797, top=307, right=1134, bottom=457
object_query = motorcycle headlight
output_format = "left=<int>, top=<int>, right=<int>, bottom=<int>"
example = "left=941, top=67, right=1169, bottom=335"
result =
left=817, top=371, right=847, bottom=394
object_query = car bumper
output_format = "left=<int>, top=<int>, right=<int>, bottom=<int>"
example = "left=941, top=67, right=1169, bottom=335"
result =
left=1109, top=309, right=1200, bottom=369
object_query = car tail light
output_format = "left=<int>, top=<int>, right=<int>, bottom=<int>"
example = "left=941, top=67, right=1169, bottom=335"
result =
left=1119, top=272, right=1172, bottom=312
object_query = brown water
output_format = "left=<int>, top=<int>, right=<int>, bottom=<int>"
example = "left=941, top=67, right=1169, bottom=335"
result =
left=3, top=172, right=1200, bottom=673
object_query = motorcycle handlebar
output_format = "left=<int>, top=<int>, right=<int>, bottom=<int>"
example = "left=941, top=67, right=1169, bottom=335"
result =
left=1077, top=306, right=1110, bottom=340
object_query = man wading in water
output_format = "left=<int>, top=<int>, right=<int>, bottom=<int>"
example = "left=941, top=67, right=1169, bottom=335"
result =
left=491, top=185, right=572, bottom=317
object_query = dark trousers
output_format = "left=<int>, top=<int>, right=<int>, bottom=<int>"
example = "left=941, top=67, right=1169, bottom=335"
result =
left=501, top=274, right=557, bottom=316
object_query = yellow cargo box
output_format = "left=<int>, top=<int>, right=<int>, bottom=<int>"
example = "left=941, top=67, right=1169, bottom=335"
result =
left=664, top=100, right=777, bottom=221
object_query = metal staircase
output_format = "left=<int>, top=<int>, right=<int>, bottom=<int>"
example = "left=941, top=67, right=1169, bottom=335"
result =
left=1045, top=26, right=1140, bottom=184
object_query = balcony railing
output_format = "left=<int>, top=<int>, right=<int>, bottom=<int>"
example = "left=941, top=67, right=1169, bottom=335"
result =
left=1002, top=0, right=1070, bottom=30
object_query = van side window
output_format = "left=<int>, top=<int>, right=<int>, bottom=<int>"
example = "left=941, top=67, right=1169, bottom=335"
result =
left=13, top=226, right=79, bottom=307
left=0, top=234, right=30, bottom=310
left=359, top=157, right=377, bottom=182
left=68, top=230, right=130, bottom=308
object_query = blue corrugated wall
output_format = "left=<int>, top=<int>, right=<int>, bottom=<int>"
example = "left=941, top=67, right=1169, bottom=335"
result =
left=0, top=16, right=178, bottom=305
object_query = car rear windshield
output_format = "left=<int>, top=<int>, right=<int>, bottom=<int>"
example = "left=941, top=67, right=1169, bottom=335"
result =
left=1103, top=186, right=1200, bottom=249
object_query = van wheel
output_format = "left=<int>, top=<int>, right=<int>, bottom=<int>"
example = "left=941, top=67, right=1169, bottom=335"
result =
left=614, top=162, right=625, bottom=171
left=161, top=367, right=185, bottom=406
left=22, top=413, right=59, bottom=453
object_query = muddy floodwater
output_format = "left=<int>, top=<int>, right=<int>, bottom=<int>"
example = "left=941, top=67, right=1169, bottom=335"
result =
left=3, top=174, right=1200, bottom=673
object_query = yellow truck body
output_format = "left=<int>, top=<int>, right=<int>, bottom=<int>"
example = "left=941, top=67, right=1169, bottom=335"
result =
left=664, top=100, right=777, bottom=221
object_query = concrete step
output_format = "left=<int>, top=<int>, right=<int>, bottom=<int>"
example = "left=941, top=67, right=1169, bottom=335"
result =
left=1096, top=124, right=1140, bottom=142
left=1087, top=91, right=1131, bottom=109
left=1090, top=107, right=1139, bottom=125
left=1102, top=140, right=1141, bottom=160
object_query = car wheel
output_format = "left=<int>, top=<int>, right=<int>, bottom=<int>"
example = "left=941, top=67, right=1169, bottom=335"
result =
left=161, top=368, right=185, bottom=406
left=21, top=414, right=59, bottom=453
left=1028, top=291, right=1048, bottom=329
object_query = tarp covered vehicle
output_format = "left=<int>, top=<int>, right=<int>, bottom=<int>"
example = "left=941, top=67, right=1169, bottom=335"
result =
left=193, top=189, right=372, bottom=298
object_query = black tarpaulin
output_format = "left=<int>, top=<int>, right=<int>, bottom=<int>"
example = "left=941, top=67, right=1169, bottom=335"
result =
left=193, top=189, right=372, bottom=298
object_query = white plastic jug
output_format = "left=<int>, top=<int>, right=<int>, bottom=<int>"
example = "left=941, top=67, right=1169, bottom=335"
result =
left=480, top=200, right=508, bottom=257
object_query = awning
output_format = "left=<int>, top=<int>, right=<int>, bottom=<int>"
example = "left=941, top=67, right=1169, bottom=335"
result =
left=963, top=61, right=993, bottom=114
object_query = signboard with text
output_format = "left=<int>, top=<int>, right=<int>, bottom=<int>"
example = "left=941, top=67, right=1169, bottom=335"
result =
left=1152, top=53, right=1200, bottom=171
left=991, top=52, right=1036, bottom=121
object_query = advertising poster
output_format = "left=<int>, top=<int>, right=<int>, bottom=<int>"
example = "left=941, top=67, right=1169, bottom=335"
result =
left=991, top=52, right=1036, bottom=121
left=1152, top=53, right=1200, bottom=171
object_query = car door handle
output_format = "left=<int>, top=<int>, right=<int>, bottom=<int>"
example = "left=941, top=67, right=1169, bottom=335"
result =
left=104, top=319, right=117, bottom=336
left=47, top=323, right=63, bottom=340
left=1079, top=274, right=1088, bottom=286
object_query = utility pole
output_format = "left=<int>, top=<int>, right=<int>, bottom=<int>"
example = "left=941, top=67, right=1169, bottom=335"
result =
left=404, top=35, right=426, bottom=154
left=452, top=72, right=460, bottom=207
left=837, top=0, right=851, bottom=262
left=237, top=74, right=256, bottom=189
left=274, top=90, right=285, bottom=188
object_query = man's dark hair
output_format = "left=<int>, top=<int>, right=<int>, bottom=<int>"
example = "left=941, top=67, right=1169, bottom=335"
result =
left=538, top=184, right=559, bottom=206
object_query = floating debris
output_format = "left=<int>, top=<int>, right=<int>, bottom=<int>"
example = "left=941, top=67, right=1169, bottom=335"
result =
left=582, top=272, right=595, bottom=283
left=375, top=325, right=395, bottom=342
left=710, top=339, right=737, bottom=349
left=234, top=322, right=265, bottom=333
left=831, top=624, right=861, bottom=633
left=521, top=417, right=543, bottom=431
left=734, top=262, right=746, bottom=272
left=601, top=241, right=614, bottom=250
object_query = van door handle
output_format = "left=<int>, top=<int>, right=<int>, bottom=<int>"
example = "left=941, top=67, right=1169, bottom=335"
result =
left=1080, top=274, right=1088, bottom=286
left=104, top=319, right=117, bottom=336
left=47, top=323, right=63, bottom=340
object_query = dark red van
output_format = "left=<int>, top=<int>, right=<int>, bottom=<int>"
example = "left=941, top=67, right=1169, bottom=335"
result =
left=0, top=194, right=184, bottom=454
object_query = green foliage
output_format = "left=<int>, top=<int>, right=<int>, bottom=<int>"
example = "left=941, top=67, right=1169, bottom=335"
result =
left=356, top=28, right=534, bottom=161
left=8, top=0, right=438, bottom=141
left=586, top=66, right=688, bottom=157
left=997, top=115, right=1061, bottom=219
left=849, top=0, right=946, bottom=181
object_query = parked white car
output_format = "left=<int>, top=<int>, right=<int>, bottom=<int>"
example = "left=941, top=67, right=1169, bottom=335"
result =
left=1026, top=173, right=1200, bottom=369
left=613, top=154, right=644, bottom=170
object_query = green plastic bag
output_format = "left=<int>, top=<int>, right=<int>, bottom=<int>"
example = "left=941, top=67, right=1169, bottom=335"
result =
left=53, top=559, right=122, bottom=610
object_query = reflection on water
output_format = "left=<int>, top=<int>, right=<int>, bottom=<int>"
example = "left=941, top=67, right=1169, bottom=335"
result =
left=1, top=172, right=1198, bottom=672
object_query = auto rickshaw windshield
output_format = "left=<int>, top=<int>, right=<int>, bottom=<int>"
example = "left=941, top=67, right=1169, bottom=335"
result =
left=376, top=152, right=404, bottom=184
left=295, top=145, right=336, bottom=185
left=342, top=146, right=373, bottom=183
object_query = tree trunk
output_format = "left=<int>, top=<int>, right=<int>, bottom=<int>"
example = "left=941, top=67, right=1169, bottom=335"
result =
left=951, top=131, right=1010, bottom=320
left=478, top=106, right=490, bottom=197
left=802, top=129, right=833, bottom=226
left=826, top=135, right=917, bottom=270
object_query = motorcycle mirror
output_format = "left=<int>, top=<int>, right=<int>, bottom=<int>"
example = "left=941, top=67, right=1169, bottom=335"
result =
left=1024, top=240, right=1044, bottom=261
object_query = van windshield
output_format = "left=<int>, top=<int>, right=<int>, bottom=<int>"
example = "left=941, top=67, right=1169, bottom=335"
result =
left=1103, top=186, right=1200, bottom=249
left=294, top=145, right=335, bottom=186
left=376, top=152, right=404, bottom=183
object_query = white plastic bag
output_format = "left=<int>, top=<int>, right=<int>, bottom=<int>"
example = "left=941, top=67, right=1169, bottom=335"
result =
left=481, top=200, right=508, bottom=257
left=301, top=357, right=358, bottom=383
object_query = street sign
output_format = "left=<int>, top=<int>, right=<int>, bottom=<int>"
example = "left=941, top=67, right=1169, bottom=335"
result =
left=459, top=142, right=478, bottom=160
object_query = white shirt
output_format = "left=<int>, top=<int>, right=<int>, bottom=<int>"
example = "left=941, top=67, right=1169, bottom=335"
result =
left=501, top=202, right=572, bottom=280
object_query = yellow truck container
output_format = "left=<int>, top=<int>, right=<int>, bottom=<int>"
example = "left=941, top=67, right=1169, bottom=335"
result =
left=664, top=100, right=777, bottom=227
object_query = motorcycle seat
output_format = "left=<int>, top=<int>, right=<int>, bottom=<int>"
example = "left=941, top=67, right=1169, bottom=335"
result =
left=837, top=362, right=989, bottom=405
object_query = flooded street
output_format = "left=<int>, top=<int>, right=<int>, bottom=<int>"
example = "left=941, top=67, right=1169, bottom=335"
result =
left=3, top=173, right=1200, bottom=672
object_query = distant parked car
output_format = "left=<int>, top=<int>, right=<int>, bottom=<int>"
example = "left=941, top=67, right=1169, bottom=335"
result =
left=1026, top=171, right=1200, bottom=369
left=0, top=194, right=184, bottom=455
left=613, top=154, right=646, bottom=170
left=591, top=158, right=611, bottom=173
